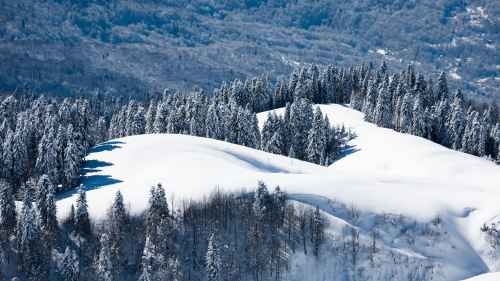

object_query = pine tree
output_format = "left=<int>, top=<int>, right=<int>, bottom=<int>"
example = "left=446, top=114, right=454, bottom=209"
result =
left=95, top=117, right=108, bottom=144
left=362, top=81, right=378, bottom=122
left=74, top=185, right=91, bottom=237
left=35, top=126, right=59, bottom=181
left=58, top=247, right=79, bottom=281
left=17, top=190, right=49, bottom=281
left=289, top=98, right=314, bottom=160
left=0, top=180, right=16, bottom=239
left=436, top=72, right=449, bottom=101
left=97, top=233, right=115, bottom=281
left=311, top=206, right=325, bottom=258
left=447, top=90, right=466, bottom=150
left=64, top=131, right=82, bottom=188
left=140, top=184, right=176, bottom=281
left=145, top=101, right=157, bottom=134
left=373, top=76, right=393, bottom=128
left=411, top=96, right=426, bottom=137
left=153, top=102, right=169, bottom=134
left=267, top=132, right=284, bottom=155
left=398, top=92, right=413, bottom=133
left=306, top=107, right=327, bottom=164
left=107, top=190, right=128, bottom=274
left=130, top=106, right=145, bottom=136
left=206, top=100, right=224, bottom=140
left=206, top=233, right=222, bottom=281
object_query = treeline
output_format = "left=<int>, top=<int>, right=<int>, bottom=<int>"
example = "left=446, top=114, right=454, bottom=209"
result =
left=1, top=60, right=498, bottom=199
left=0, top=94, right=120, bottom=195
left=0, top=89, right=352, bottom=197
left=198, top=62, right=500, bottom=161
left=0, top=178, right=329, bottom=281
left=352, top=63, right=500, bottom=160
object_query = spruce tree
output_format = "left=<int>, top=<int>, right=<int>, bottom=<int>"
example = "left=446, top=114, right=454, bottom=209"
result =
left=206, top=233, right=222, bottom=281
left=447, top=90, right=466, bottom=150
left=311, top=206, right=325, bottom=258
left=74, top=185, right=91, bottom=237
left=436, top=72, right=449, bottom=101
left=108, top=190, right=128, bottom=274
left=17, top=190, right=49, bottom=281
left=58, top=247, right=79, bottom=281
left=97, top=233, right=115, bottom=281
left=289, top=98, right=313, bottom=160
left=0, top=180, right=16, bottom=239
left=373, top=76, right=393, bottom=128
left=306, top=107, right=327, bottom=164
left=398, top=92, right=413, bottom=133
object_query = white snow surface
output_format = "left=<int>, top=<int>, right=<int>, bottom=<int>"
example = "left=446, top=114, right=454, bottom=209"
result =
left=57, top=104, right=500, bottom=280
left=461, top=272, right=500, bottom=281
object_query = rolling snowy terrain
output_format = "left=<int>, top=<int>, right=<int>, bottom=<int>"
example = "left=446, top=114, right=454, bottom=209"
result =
left=57, top=104, right=500, bottom=280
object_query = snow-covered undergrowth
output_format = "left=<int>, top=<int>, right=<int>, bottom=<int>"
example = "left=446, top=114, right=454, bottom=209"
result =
left=57, top=104, right=500, bottom=280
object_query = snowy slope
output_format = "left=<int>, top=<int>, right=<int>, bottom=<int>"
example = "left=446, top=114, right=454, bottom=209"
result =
left=58, top=134, right=324, bottom=219
left=56, top=104, right=500, bottom=280
left=461, top=272, right=500, bottom=281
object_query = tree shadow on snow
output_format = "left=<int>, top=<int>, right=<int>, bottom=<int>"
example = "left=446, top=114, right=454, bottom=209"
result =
left=56, top=158, right=123, bottom=200
left=334, top=145, right=360, bottom=162
left=81, top=159, right=114, bottom=173
left=217, top=148, right=290, bottom=173
left=88, top=140, right=125, bottom=154
left=57, top=175, right=123, bottom=200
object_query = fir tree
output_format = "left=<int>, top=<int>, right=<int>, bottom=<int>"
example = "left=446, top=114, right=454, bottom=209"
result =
left=107, top=190, right=128, bottom=274
left=17, top=190, right=49, bottom=281
left=0, top=180, right=16, bottom=239
left=58, top=247, right=79, bottom=281
left=306, top=107, right=327, bottom=164
left=311, top=206, right=325, bottom=258
left=74, top=185, right=91, bottom=237
left=447, top=90, right=466, bottom=150
left=97, top=233, right=115, bottom=281
left=373, top=76, right=393, bottom=128
left=206, top=232, right=222, bottom=281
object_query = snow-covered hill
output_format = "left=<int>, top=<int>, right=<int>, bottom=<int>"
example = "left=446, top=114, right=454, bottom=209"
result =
left=57, top=104, right=500, bottom=280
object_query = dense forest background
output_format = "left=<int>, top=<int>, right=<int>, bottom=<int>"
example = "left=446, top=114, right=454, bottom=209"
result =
left=0, top=0, right=498, bottom=102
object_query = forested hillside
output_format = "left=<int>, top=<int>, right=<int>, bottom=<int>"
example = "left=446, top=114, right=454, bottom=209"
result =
left=0, top=0, right=498, bottom=102
left=0, top=61, right=498, bottom=197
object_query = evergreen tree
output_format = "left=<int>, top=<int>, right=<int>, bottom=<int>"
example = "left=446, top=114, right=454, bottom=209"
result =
left=74, top=185, right=91, bottom=237
left=97, top=233, right=115, bottom=281
left=17, top=190, right=49, bottom=281
left=267, top=132, right=284, bottom=155
left=398, top=92, right=413, bottom=133
left=289, top=99, right=314, bottom=160
left=436, top=72, right=449, bottom=101
left=64, top=130, right=82, bottom=189
left=58, top=247, right=79, bottom=281
left=311, top=206, right=325, bottom=258
left=145, top=101, right=157, bottom=134
left=306, top=107, right=327, bottom=164
left=107, top=190, right=128, bottom=274
left=411, top=96, right=426, bottom=137
left=447, top=90, right=466, bottom=150
left=35, top=126, right=59, bottom=181
left=140, top=184, right=177, bottom=281
left=0, top=180, right=16, bottom=239
left=373, top=76, right=393, bottom=128
left=362, top=81, right=378, bottom=122
left=206, top=232, right=222, bottom=281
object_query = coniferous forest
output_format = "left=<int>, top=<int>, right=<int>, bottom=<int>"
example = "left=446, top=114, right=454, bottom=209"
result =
left=0, top=61, right=499, bottom=281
